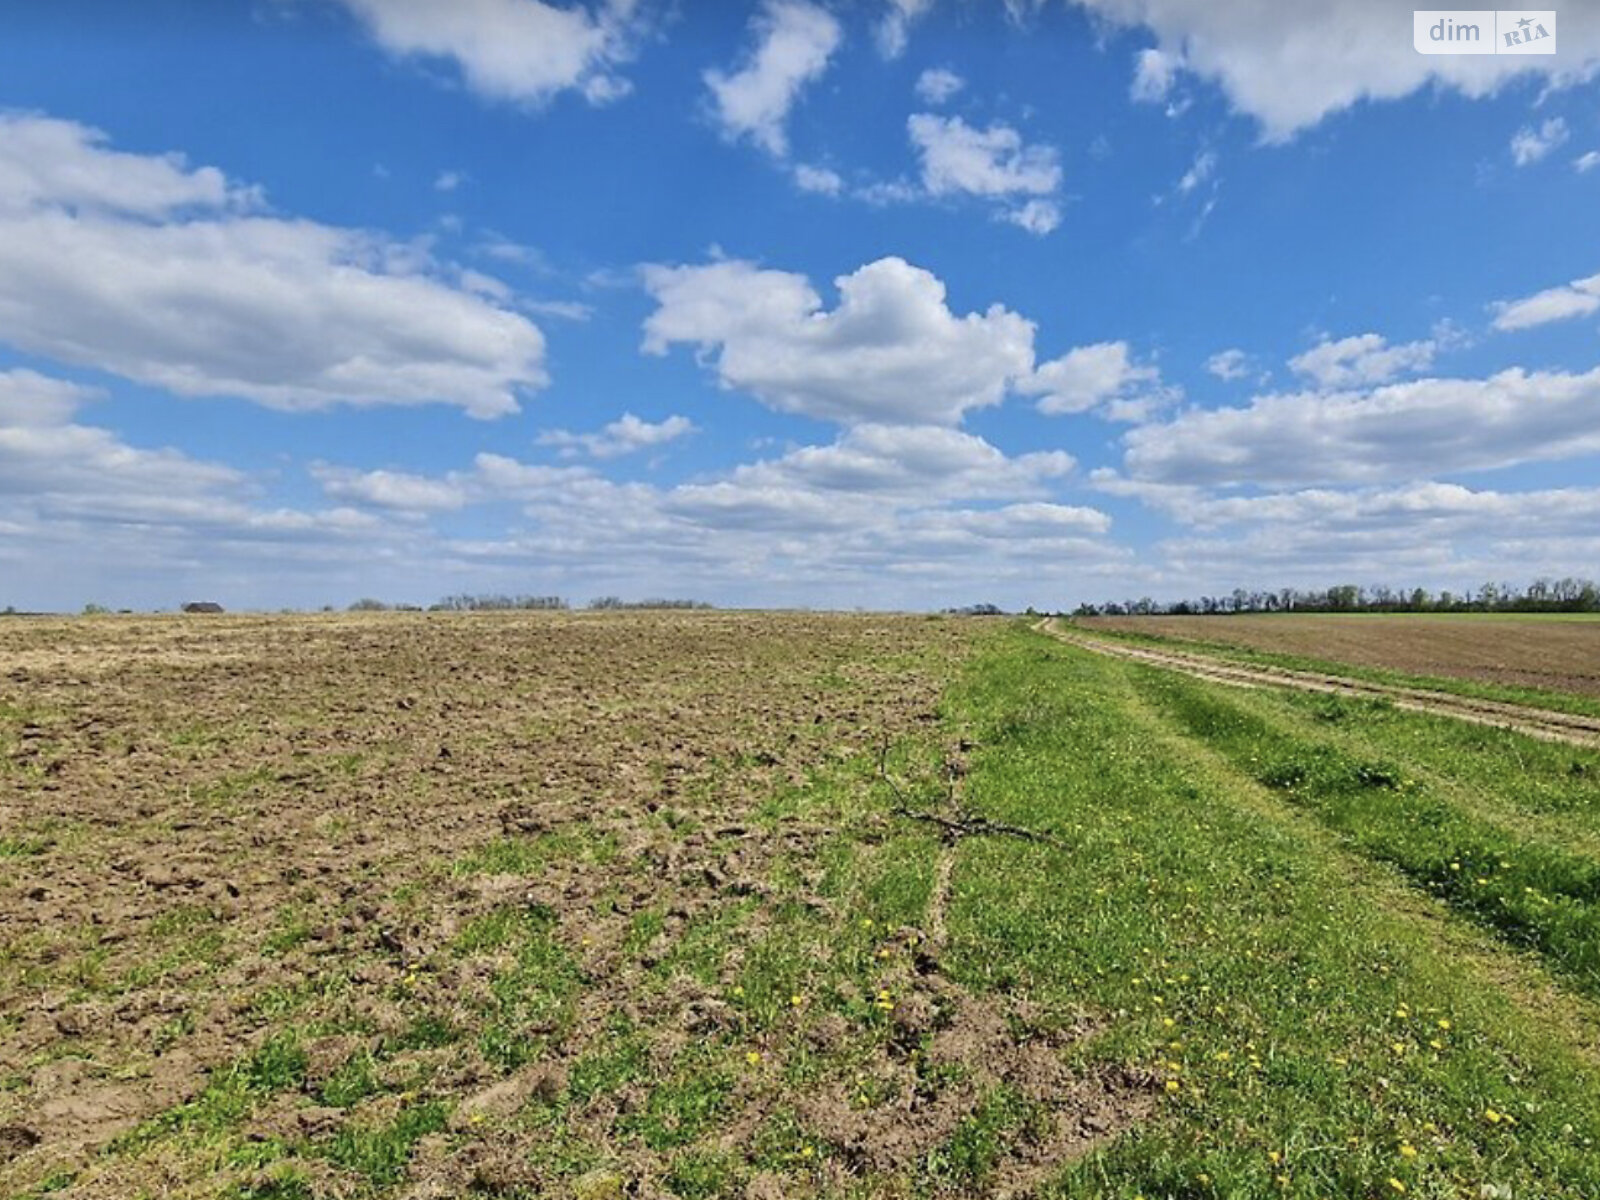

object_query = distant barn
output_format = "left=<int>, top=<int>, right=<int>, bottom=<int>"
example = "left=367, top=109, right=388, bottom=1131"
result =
left=182, top=602, right=225, bottom=614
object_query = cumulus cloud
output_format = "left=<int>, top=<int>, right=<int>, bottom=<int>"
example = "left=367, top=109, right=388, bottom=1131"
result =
left=1122, top=366, right=1600, bottom=487
left=641, top=255, right=1036, bottom=426
left=1086, top=0, right=1600, bottom=140
left=1288, top=333, right=1436, bottom=389
left=1024, top=341, right=1178, bottom=420
left=1490, top=271, right=1600, bottom=331
left=1576, top=150, right=1600, bottom=173
left=1511, top=117, right=1570, bottom=166
left=537, top=412, right=695, bottom=459
left=310, top=465, right=471, bottom=511
left=877, top=0, right=935, bottom=58
left=907, top=113, right=1063, bottom=233
left=914, top=67, right=965, bottom=105
left=704, top=0, right=841, bottom=157
left=1205, top=348, right=1252, bottom=381
left=0, top=113, right=547, bottom=418
left=334, top=0, right=645, bottom=105
left=792, top=163, right=844, bottom=194
left=703, top=424, right=1074, bottom=503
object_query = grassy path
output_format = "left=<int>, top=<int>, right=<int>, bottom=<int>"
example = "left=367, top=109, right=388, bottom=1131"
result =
left=937, top=625, right=1600, bottom=1198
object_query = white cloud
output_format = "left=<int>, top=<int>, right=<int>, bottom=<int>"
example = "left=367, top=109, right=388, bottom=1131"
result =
left=641, top=255, right=1036, bottom=426
left=0, top=114, right=248, bottom=216
left=334, top=0, right=645, bottom=106
left=434, top=169, right=465, bottom=192
left=1004, top=198, right=1063, bottom=235
left=1510, top=116, right=1570, bottom=166
left=1159, top=481, right=1600, bottom=537
left=1205, top=348, right=1251, bottom=380
left=0, top=369, right=399, bottom=602
left=537, top=412, right=695, bottom=459
left=523, top=298, right=595, bottom=321
left=1176, top=149, right=1216, bottom=193
left=877, top=0, right=936, bottom=58
left=704, top=0, right=841, bottom=157
left=0, top=369, right=98, bottom=427
left=1131, top=47, right=1181, bottom=103
left=793, top=163, right=844, bottom=194
left=0, top=113, right=547, bottom=419
left=310, top=465, right=470, bottom=511
left=1122, top=366, right=1600, bottom=487
left=914, top=67, right=965, bottom=104
left=699, top=424, right=1074, bottom=505
left=909, top=113, right=1060, bottom=197
left=907, top=113, right=1063, bottom=233
left=1490, top=271, right=1600, bottom=331
left=1288, top=333, right=1436, bottom=389
left=1084, top=0, right=1600, bottom=140
left=1024, top=341, right=1177, bottom=420
left=1576, top=150, right=1600, bottom=173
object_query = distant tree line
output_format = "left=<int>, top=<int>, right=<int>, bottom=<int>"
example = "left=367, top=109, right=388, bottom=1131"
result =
left=1072, top=578, right=1600, bottom=618
left=587, top=597, right=713, bottom=610
left=431, top=594, right=569, bottom=611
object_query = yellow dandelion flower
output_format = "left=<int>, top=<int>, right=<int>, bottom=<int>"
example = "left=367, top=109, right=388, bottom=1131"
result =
left=746, top=1050, right=762, bottom=1066
left=1399, top=1143, right=1418, bottom=1159
left=790, top=994, right=805, bottom=1008
left=1437, top=1019, right=1451, bottom=1031
left=1484, top=1109, right=1502, bottom=1124
left=1388, top=1178, right=1407, bottom=1194
left=1165, top=1079, right=1181, bottom=1094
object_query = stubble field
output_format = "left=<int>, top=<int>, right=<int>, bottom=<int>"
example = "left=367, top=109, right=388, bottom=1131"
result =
left=5, top=612, right=1600, bottom=1200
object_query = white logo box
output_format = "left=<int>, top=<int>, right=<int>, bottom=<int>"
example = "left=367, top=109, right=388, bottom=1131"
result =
left=1414, top=10, right=1556, bottom=54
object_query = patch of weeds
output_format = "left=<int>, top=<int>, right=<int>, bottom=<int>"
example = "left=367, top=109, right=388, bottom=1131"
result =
left=222, top=1171, right=313, bottom=1200
left=566, top=1017, right=649, bottom=1106
left=476, top=907, right=584, bottom=1072
left=320, top=1098, right=449, bottom=1187
left=389, top=1011, right=460, bottom=1052
left=120, top=1031, right=308, bottom=1151
left=320, top=1050, right=383, bottom=1108
left=0, top=834, right=50, bottom=859
left=452, top=830, right=617, bottom=877
left=264, top=906, right=313, bottom=955
left=623, top=908, right=665, bottom=957
left=664, top=1148, right=740, bottom=1199
left=619, top=1059, right=735, bottom=1151
left=920, top=1086, right=1050, bottom=1193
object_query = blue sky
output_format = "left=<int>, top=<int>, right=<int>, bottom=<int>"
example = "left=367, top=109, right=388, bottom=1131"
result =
left=2, top=0, right=1598, bottom=611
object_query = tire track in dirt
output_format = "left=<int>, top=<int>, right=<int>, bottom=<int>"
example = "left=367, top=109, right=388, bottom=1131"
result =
left=1039, top=620, right=1600, bottom=750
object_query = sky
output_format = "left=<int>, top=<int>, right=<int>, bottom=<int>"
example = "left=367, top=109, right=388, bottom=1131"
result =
left=1, top=0, right=1598, bottom=613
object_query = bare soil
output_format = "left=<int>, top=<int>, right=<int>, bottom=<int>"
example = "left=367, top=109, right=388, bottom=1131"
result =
left=1, top=612, right=1147, bottom=1198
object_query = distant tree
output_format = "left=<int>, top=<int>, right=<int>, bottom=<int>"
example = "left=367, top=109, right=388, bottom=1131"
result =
left=348, top=598, right=390, bottom=612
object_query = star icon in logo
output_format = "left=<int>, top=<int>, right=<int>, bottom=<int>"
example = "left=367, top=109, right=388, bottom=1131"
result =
left=1517, top=16, right=1534, bottom=30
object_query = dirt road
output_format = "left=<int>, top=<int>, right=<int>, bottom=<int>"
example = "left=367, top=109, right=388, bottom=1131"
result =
left=1039, top=619, right=1600, bottom=750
